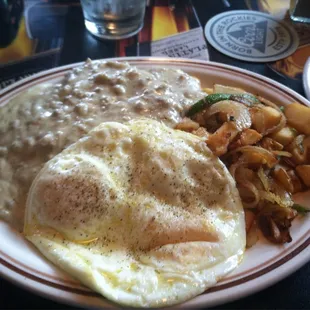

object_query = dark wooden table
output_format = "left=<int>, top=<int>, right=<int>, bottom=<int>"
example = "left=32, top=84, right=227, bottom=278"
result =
left=1, top=0, right=309, bottom=309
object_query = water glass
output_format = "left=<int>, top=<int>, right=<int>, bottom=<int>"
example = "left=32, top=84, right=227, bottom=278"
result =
left=290, top=0, right=310, bottom=23
left=80, top=0, right=147, bottom=40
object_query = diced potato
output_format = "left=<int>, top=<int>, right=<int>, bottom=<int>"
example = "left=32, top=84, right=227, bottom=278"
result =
left=287, top=170, right=303, bottom=193
left=303, top=136, right=310, bottom=162
left=251, top=106, right=281, bottom=133
left=260, top=137, right=283, bottom=151
left=192, top=127, right=210, bottom=139
left=269, top=127, right=297, bottom=146
left=285, top=135, right=307, bottom=164
left=291, top=149, right=306, bottom=165
left=175, top=117, right=199, bottom=132
left=250, top=108, right=264, bottom=133
left=202, top=87, right=213, bottom=94
left=242, top=151, right=277, bottom=168
left=285, top=102, right=310, bottom=135
left=240, top=129, right=262, bottom=146
left=229, top=129, right=262, bottom=149
left=296, top=165, right=310, bottom=187
left=213, top=84, right=246, bottom=94
left=272, top=165, right=293, bottom=192
left=257, top=96, right=281, bottom=111
left=207, top=121, right=239, bottom=156
left=262, top=106, right=282, bottom=130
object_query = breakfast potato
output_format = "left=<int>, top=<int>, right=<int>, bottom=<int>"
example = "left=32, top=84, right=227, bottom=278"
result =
left=257, top=96, right=281, bottom=111
left=262, top=106, right=282, bottom=128
left=192, top=127, right=210, bottom=139
left=203, top=87, right=213, bottom=94
left=285, top=135, right=308, bottom=164
left=272, top=165, right=294, bottom=193
left=304, top=136, right=310, bottom=161
left=175, top=117, right=200, bottom=132
left=251, top=106, right=281, bottom=134
left=287, top=170, right=304, bottom=193
left=260, top=137, right=283, bottom=151
left=240, top=129, right=262, bottom=146
left=229, top=129, right=262, bottom=150
left=269, top=127, right=297, bottom=146
left=250, top=108, right=264, bottom=133
left=178, top=83, right=310, bottom=246
left=241, top=150, right=277, bottom=168
left=296, top=165, right=310, bottom=187
left=207, top=121, right=239, bottom=156
left=289, top=148, right=306, bottom=165
left=285, top=102, right=310, bottom=135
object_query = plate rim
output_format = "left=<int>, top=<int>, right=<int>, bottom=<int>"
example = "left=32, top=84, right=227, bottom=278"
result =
left=0, top=56, right=309, bottom=309
left=1, top=57, right=309, bottom=107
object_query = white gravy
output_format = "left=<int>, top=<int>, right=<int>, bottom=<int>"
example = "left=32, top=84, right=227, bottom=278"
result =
left=0, top=59, right=205, bottom=231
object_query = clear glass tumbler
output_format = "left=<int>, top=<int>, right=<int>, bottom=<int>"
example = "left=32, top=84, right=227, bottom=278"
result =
left=290, top=0, right=310, bottom=23
left=80, top=0, right=147, bottom=40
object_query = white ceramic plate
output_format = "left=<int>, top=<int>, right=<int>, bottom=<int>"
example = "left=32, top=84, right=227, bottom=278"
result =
left=0, top=57, right=309, bottom=309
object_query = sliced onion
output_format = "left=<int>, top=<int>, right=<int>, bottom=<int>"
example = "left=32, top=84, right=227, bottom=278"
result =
left=229, top=161, right=255, bottom=184
left=263, top=112, right=286, bottom=136
left=229, top=159, right=247, bottom=179
left=235, top=166, right=256, bottom=183
left=257, top=96, right=282, bottom=112
left=281, top=157, right=296, bottom=168
left=257, top=167, right=270, bottom=191
left=250, top=101, right=286, bottom=136
left=204, top=100, right=251, bottom=131
left=228, top=146, right=277, bottom=168
left=238, top=180, right=261, bottom=208
left=246, top=219, right=258, bottom=248
left=229, top=162, right=260, bottom=208
left=259, top=190, right=293, bottom=209
left=258, top=215, right=292, bottom=244
left=272, top=150, right=292, bottom=157
left=245, top=209, right=256, bottom=232
left=269, top=179, right=294, bottom=208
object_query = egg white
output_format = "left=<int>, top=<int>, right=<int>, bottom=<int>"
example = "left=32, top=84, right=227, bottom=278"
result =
left=24, top=119, right=245, bottom=307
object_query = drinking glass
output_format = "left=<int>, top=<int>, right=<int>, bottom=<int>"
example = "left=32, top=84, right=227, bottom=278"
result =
left=290, top=0, right=310, bottom=23
left=80, top=0, right=147, bottom=40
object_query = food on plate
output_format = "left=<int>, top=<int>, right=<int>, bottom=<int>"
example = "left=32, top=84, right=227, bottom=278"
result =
left=178, top=84, right=310, bottom=246
left=284, top=102, right=310, bottom=135
left=0, top=59, right=205, bottom=231
left=1, top=59, right=309, bottom=307
left=24, top=119, right=245, bottom=307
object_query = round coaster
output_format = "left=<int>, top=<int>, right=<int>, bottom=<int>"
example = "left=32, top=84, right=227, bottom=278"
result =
left=205, top=10, right=299, bottom=62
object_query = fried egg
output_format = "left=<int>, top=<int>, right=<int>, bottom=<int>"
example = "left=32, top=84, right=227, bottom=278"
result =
left=24, top=119, right=245, bottom=307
